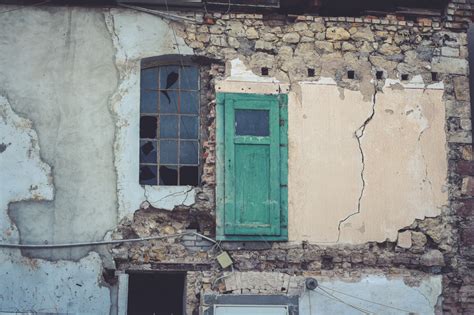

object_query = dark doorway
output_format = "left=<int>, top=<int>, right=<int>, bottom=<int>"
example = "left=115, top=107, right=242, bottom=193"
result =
left=127, top=272, right=186, bottom=315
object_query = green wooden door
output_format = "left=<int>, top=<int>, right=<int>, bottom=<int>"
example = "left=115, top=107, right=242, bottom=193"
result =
left=224, top=95, right=281, bottom=236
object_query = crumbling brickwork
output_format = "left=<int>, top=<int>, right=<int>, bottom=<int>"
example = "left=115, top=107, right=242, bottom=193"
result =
left=112, top=9, right=473, bottom=314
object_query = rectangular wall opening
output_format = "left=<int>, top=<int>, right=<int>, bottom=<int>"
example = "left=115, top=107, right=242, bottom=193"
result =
left=127, top=272, right=186, bottom=315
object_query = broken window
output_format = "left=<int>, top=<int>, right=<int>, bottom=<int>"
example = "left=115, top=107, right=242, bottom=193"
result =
left=139, top=63, right=200, bottom=186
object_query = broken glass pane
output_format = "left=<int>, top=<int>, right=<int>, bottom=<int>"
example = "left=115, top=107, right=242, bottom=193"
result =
left=180, top=91, right=199, bottom=114
left=180, top=116, right=198, bottom=139
left=235, top=109, right=269, bottom=136
left=140, top=90, right=158, bottom=113
left=160, top=115, right=178, bottom=138
left=159, top=91, right=178, bottom=113
left=141, top=68, right=158, bottom=90
left=180, top=166, right=198, bottom=186
left=159, top=66, right=180, bottom=90
left=140, top=116, right=157, bottom=139
left=180, top=66, right=199, bottom=90
left=179, top=141, right=198, bottom=164
left=159, top=165, right=178, bottom=185
left=139, top=165, right=157, bottom=185
left=140, top=140, right=157, bottom=163
left=160, top=140, right=178, bottom=164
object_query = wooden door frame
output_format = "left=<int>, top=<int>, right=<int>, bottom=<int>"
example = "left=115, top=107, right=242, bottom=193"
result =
left=216, top=92, right=288, bottom=241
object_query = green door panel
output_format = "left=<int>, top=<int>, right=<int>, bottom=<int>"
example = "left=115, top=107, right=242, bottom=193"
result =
left=217, top=93, right=288, bottom=241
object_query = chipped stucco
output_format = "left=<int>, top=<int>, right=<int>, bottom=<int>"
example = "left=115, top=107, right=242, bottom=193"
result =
left=299, top=275, right=442, bottom=315
left=288, top=78, right=448, bottom=244
left=218, top=59, right=448, bottom=244
left=104, top=8, right=197, bottom=220
left=0, top=6, right=195, bottom=312
left=0, top=96, right=110, bottom=313
left=222, top=271, right=442, bottom=315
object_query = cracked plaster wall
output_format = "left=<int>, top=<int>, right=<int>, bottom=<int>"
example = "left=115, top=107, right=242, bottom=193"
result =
left=1, top=6, right=118, bottom=260
left=0, top=96, right=110, bottom=313
left=104, top=8, right=197, bottom=220
left=0, top=6, right=195, bottom=312
left=220, top=60, right=448, bottom=244
left=288, top=79, right=448, bottom=244
left=220, top=272, right=442, bottom=315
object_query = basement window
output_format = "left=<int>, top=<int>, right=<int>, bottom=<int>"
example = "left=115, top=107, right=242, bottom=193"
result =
left=139, top=60, right=200, bottom=186
left=128, top=272, right=185, bottom=315
left=203, top=295, right=299, bottom=315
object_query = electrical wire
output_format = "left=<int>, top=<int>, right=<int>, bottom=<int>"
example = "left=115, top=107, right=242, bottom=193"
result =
left=117, top=3, right=196, bottom=23
left=317, top=287, right=374, bottom=315
left=319, top=284, right=415, bottom=313
left=0, top=0, right=50, bottom=15
left=0, top=231, right=211, bottom=249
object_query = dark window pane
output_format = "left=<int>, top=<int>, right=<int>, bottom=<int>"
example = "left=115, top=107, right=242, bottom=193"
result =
left=180, top=166, right=198, bottom=186
left=141, top=68, right=158, bottom=90
left=159, top=91, right=178, bottom=113
left=180, top=141, right=198, bottom=164
left=140, top=140, right=157, bottom=163
left=180, top=66, right=199, bottom=90
left=140, top=90, right=158, bottom=113
left=160, top=140, right=178, bottom=164
left=180, top=91, right=199, bottom=114
left=235, top=109, right=269, bottom=136
left=139, top=165, right=157, bottom=185
left=160, top=66, right=180, bottom=90
left=160, top=115, right=178, bottom=138
left=180, top=116, right=199, bottom=139
left=140, top=116, right=157, bottom=139
left=159, top=165, right=178, bottom=185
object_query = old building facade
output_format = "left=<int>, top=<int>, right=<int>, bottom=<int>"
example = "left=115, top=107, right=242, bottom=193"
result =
left=0, top=0, right=473, bottom=313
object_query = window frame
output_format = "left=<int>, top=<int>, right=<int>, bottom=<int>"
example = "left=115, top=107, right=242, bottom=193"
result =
left=216, top=92, right=289, bottom=241
left=203, top=295, right=299, bottom=315
left=139, top=55, right=202, bottom=187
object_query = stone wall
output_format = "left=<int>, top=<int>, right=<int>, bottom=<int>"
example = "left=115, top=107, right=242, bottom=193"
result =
left=112, top=10, right=473, bottom=314
left=0, top=3, right=471, bottom=314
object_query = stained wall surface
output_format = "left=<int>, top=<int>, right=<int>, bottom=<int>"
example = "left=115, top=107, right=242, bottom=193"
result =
left=288, top=81, right=448, bottom=243
left=0, top=4, right=454, bottom=314
left=0, top=6, right=191, bottom=312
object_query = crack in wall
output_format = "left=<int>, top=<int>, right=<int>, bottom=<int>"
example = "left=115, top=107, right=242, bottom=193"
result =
left=417, top=124, right=435, bottom=201
left=336, top=85, right=378, bottom=243
left=144, top=186, right=195, bottom=207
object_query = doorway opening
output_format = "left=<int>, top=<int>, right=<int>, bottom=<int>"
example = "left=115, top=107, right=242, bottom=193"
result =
left=127, top=272, right=186, bottom=315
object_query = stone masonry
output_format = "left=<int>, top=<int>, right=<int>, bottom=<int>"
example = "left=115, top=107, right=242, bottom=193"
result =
left=112, top=8, right=473, bottom=315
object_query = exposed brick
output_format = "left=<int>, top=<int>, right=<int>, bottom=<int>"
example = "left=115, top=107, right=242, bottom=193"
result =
left=457, top=160, right=474, bottom=175
left=457, top=199, right=474, bottom=217
left=462, top=223, right=474, bottom=246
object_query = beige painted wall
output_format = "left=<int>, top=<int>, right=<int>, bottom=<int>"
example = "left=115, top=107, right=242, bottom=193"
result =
left=288, top=82, right=448, bottom=244
left=218, top=60, right=448, bottom=245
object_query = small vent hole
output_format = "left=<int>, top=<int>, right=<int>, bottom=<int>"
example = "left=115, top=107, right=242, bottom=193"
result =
left=261, top=67, right=269, bottom=76
left=376, top=71, right=384, bottom=80
left=347, top=70, right=355, bottom=79
left=432, top=72, right=439, bottom=81
left=401, top=74, right=409, bottom=81
left=308, top=68, right=315, bottom=77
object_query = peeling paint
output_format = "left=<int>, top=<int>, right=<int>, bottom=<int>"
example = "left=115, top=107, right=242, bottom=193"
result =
left=0, top=95, right=110, bottom=313
left=288, top=78, right=448, bottom=244
left=104, top=8, right=197, bottom=219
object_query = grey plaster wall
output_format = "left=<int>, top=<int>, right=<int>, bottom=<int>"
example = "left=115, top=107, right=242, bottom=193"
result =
left=0, top=5, right=194, bottom=312
left=1, top=6, right=118, bottom=260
